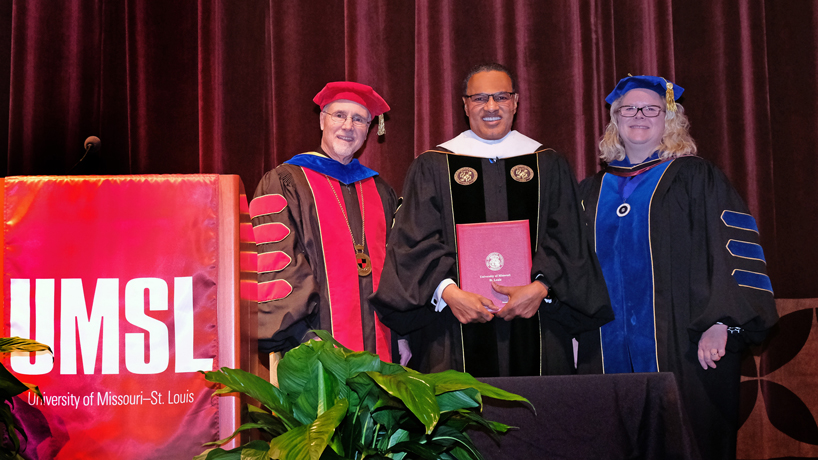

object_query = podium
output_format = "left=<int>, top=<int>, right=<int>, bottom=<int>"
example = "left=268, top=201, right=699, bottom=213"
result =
left=1, top=175, right=257, bottom=459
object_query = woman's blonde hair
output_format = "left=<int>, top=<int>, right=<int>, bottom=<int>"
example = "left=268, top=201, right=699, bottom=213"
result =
left=598, top=93, right=698, bottom=163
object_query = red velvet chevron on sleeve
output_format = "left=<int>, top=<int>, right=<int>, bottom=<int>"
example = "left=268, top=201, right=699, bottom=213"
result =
left=258, top=279, right=293, bottom=301
left=258, top=251, right=292, bottom=273
left=249, top=193, right=287, bottom=218
left=253, top=222, right=290, bottom=244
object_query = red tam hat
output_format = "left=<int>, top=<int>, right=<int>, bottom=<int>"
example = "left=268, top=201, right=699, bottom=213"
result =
left=314, top=81, right=391, bottom=135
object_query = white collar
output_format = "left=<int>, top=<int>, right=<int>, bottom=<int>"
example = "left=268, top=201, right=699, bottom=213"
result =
left=438, top=130, right=541, bottom=159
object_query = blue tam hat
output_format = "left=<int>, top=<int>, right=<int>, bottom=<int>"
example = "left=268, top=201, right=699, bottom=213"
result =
left=605, top=75, right=684, bottom=112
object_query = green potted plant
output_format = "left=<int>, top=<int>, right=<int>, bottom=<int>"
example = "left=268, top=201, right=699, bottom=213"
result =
left=196, top=330, right=531, bottom=460
left=0, top=337, right=52, bottom=460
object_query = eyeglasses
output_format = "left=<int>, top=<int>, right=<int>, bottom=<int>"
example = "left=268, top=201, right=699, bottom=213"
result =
left=322, top=111, right=371, bottom=128
left=463, top=92, right=516, bottom=105
left=618, top=105, right=664, bottom=118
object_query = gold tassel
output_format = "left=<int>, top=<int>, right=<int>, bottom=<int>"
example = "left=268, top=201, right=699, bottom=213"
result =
left=665, top=82, right=677, bottom=112
left=377, top=114, right=385, bottom=136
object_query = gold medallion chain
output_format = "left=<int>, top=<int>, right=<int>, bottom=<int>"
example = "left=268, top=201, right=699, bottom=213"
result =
left=327, top=176, right=372, bottom=276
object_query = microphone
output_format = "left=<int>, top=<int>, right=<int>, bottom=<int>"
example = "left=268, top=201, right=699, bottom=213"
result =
left=69, top=136, right=101, bottom=174
left=84, top=136, right=101, bottom=152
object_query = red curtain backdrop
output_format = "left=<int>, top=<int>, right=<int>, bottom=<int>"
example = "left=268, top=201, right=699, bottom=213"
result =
left=0, top=0, right=815, bottom=299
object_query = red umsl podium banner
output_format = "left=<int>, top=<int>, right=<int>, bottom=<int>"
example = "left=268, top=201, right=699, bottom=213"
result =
left=1, top=175, right=257, bottom=460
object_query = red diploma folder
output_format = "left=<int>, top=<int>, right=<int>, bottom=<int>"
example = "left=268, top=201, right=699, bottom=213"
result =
left=455, top=220, right=532, bottom=306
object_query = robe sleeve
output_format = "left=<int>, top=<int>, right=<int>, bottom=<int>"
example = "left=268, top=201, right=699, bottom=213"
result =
left=532, top=153, right=614, bottom=334
left=250, top=167, right=320, bottom=353
left=685, top=159, right=778, bottom=347
left=370, top=153, right=454, bottom=335
left=374, top=176, right=400, bottom=241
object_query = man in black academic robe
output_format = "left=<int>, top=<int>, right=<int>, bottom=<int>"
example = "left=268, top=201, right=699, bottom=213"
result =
left=371, top=63, right=612, bottom=376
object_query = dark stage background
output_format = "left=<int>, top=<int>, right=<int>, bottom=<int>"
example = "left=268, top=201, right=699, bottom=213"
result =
left=0, top=0, right=815, bottom=299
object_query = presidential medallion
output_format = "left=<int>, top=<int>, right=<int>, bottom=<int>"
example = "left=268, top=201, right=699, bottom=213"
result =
left=453, top=167, right=478, bottom=185
left=510, top=165, right=534, bottom=182
left=355, top=244, right=372, bottom=276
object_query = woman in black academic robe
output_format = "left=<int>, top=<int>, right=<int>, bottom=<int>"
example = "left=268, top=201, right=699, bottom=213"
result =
left=578, top=75, right=778, bottom=460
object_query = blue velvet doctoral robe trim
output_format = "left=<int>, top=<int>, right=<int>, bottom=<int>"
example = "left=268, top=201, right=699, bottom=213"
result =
left=719, top=210, right=772, bottom=292
left=596, top=153, right=672, bottom=373
left=733, top=270, right=774, bottom=293
left=726, top=240, right=766, bottom=262
left=284, top=152, right=378, bottom=185
left=721, top=210, right=759, bottom=232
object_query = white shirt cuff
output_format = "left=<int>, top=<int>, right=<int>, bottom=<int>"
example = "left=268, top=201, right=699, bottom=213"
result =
left=431, top=279, right=457, bottom=312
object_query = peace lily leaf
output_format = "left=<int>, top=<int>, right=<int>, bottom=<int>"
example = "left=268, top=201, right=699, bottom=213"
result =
left=290, top=369, right=321, bottom=425
left=314, top=359, right=339, bottom=417
left=312, top=346, right=351, bottom=383
left=294, top=334, right=385, bottom=381
left=310, top=345, right=354, bottom=403
left=316, top=446, right=351, bottom=460
left=198, top=440, right=271, bottom=460
left=436, top=380, right=526, bottom=406
left=371, top=388, right=408, bottom=413
left=345, top=390, right=361, bottom=413
left=343, top=401, right=372, bottom=455
left=268, top=399, right=348, bottom=460
left=429, top=424, right=470, bottom=447
left=448, top=409, right=514, bottom=435
left=278, top=343, right=322, bottom=399
left=383, top=408, right=428, bottom=439
left=420, top=370, right=531, bottom=409
left=248, top=406, right=289, bottom=437
left=267, top=418, right=317, bottom=459
left=485, top=419, right=513, bottom=433
left=377, top=361, right=407, bottom=376
left=365, top=372, right=440, bottom=434
left=436, top=388, right=481, bottom=412
left=291, top=360, right=339, bottom=425
left=312, top=330, right=350, bottom=351
left=386, top=428, right=411, bottom=450
left=374, top=417, right=411, bottom=452
left=0, top=337, right=50, bottom=460
left=371, top=407, right=406, bottom=429
left=0, top=402, right=23, bottom=456
left=447, top=445, right=483, bottom=460
left=22, top=382, right=44, bottom=402
left=192, top=447, right=217, bottom=460
left=201, top=332, right=527, bottom=460
left=335, top=384, right=351, bottom=405
left=325, top=430, right=347, bottom=460
left=240, top=441, right=273, bottom=460
left=341, top=351, right=385, bottom=378
left=387, top=440, right=448, bottom=458
left=345, top=373, right=379, bottom=407
left=430, top=424, right=481, bottom=457
left=201, top=368, right=299, bottom=429
left=0, top=363, right=30, bottom=400
left=0, top=337, right=52, bottom=355
left=203, top=422, right=274, bottom=447
left=440, top=410, right=514, bottom=444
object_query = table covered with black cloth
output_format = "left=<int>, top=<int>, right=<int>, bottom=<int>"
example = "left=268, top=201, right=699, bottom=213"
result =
left=471, top=372, right=701, bottom=460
